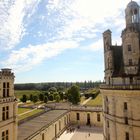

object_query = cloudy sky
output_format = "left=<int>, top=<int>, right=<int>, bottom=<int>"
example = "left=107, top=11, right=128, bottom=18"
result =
left=0, top=0, right=139, bottom=83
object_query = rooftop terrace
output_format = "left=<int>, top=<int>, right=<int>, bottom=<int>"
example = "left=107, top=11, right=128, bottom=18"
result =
left=100, top=84, right=140, bottom=90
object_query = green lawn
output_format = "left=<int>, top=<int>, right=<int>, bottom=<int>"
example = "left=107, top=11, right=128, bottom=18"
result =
left=80, top=96, right=86, bottom=104
left=15, top=90, right=42, bottom=99
left=18, top=109, right=43, bottom=121
left=85, top=94, right=103, bottom=106
left=18, top=108, right=32, bottom=115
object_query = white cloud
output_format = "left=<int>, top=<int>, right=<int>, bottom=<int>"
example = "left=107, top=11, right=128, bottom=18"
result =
left=1, top=0, right=140, bottom=73
left=82, top=39, right=103, bottom=52
left=0, top=0, right=41, bottom=49
left=46, top=0, right=132, bottom=45
left=3, top=40, right=79, bottom=72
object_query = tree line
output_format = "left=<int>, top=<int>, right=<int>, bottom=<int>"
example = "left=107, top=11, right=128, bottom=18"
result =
left=15, top=81, right=102, bottom=91
left=20, top=85, right=81, bottom=105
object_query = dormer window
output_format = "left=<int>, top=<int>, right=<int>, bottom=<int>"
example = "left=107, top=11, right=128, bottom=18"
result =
left=128, top=45, right=131, bottom=51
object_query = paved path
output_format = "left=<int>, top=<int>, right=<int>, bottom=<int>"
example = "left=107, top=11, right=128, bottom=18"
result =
left=81, top=97, right=92, bottom=105
left=58, top=126, right=103, bottom=140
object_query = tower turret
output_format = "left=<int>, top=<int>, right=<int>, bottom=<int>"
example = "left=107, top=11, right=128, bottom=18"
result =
left=122, top=1, right=140, bottom=80
left=125, top=1, right=140, bottom=27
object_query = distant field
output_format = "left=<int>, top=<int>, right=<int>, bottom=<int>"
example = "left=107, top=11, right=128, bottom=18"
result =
left=85, top=94, right=102, bottom=106
left=15, top=90, right=42, bottom=99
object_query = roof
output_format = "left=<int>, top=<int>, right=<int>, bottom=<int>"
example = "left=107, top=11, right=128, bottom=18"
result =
left=111, top=45, right=123, bottom=77
left=127, top=1, right=139, bottom=8
left=18, top=110, right=68, bottom=140
left=111, top=45, right=140, bottom=77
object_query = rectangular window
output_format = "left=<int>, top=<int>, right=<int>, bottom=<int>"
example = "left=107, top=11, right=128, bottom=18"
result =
left=125, top=117, right=128, bottom=124
left=128, top=45, right=131, bottom=51
left=3, top=89, right=6, bottom=98
left=2, top=106, right=9, bottom=121
left=6, top=130, right=8, bottom=140
left=64, top=117, right=66, bottom=125
left=125, top=132, right=129, bottom=140
left=124, top=102, right=127, bottom=110
left=3, top=83, right=6, bottom=88
left=59, top=120, right=61, bottom=130
left=7, top=89, right=9, bottom=97
left=2, top=131, right=5, bottom=140
left=6, top=106, right=9, bottom=119
left=97, top=114, right=100, bottom=122
left=2, top=107, right=5, bottom=121
left=3, top=82, right=10, bottom=97
left=7, top=83, right=9, bottom=88
left=2, top=130, right=9, bottom=140
left=106, top=96, right=108, bottom=102
left=76, top=113, right=80, bottom=121
left=67, top=115, right=69, bottom=123
left=107, top=120, right=109, bottom=128
left=42, top=133, right=44, bottom=140
left=108, top=133, right=110, bottom=140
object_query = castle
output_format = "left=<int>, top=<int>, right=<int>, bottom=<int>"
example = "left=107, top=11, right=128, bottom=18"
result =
left=0, top=68, right=102, bottom=140
left=100, top=1, right=140, bottom=140
left=1, top=1, right=140, bottom=140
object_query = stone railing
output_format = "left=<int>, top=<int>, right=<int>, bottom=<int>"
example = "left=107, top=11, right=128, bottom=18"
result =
left=100, top=84, right=140, bottom=90
left=0, top=96, right=15, bottom=103
left=70, top=106, right=102, bottom=112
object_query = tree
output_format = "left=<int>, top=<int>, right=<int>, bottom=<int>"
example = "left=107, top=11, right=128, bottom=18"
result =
left=53, top=92, right=59, bottom=99
left=59, top=91, right=64, bottom=100
left=49, top=87, right=57, bottom=93
left=32, top=95, right=38, bottom=103
left=39, top=93, right=44, bottom=101
left=29, top=94, right=33, bottom=101
left=20, top=94, right=27, bottom=103
left=48, top=94, right=54, bottom=101
left=44, top=96, right=48, bottom=103
left=44, top=91, right=49, bottom=97
left=55, top=94, right=60, bottom=102
left=67, top=85, right=80, bottom=104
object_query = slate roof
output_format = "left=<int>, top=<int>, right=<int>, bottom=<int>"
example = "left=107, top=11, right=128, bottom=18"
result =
left=112, top=45, right=123, bottom=77
left=18, top=110, right=68, bottom=140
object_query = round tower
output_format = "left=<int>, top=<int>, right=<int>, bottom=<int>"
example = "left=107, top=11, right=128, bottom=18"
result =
left=101, top=1, right=140, bottom=140
left=125, top=1, right=140, bottom=27
left=122, top=1, right=140, bottom=81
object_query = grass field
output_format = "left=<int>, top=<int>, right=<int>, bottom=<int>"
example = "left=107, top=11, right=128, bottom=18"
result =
left=85, top=94, right=102, bottom=106
left=15, top=90, right=42, bottom=99
left=18, top=108, right=43, bottom=121
left=18, top=108, right=32, bottom=115
left=80, top=96, right=86, bottom=104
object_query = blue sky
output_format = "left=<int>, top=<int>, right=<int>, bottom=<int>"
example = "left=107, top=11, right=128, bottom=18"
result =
left=0, top=0, right=139, bottom=83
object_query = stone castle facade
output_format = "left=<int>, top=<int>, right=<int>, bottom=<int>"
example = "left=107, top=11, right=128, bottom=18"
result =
left=0, top=69, right=17, bottom=140
left=101, top=1, right=140, bottom=140
left=103, top=1, right=140, bottom=85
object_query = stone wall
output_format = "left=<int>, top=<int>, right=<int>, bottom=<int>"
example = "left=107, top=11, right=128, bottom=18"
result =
left=101, top=89, right=140, bottom=140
